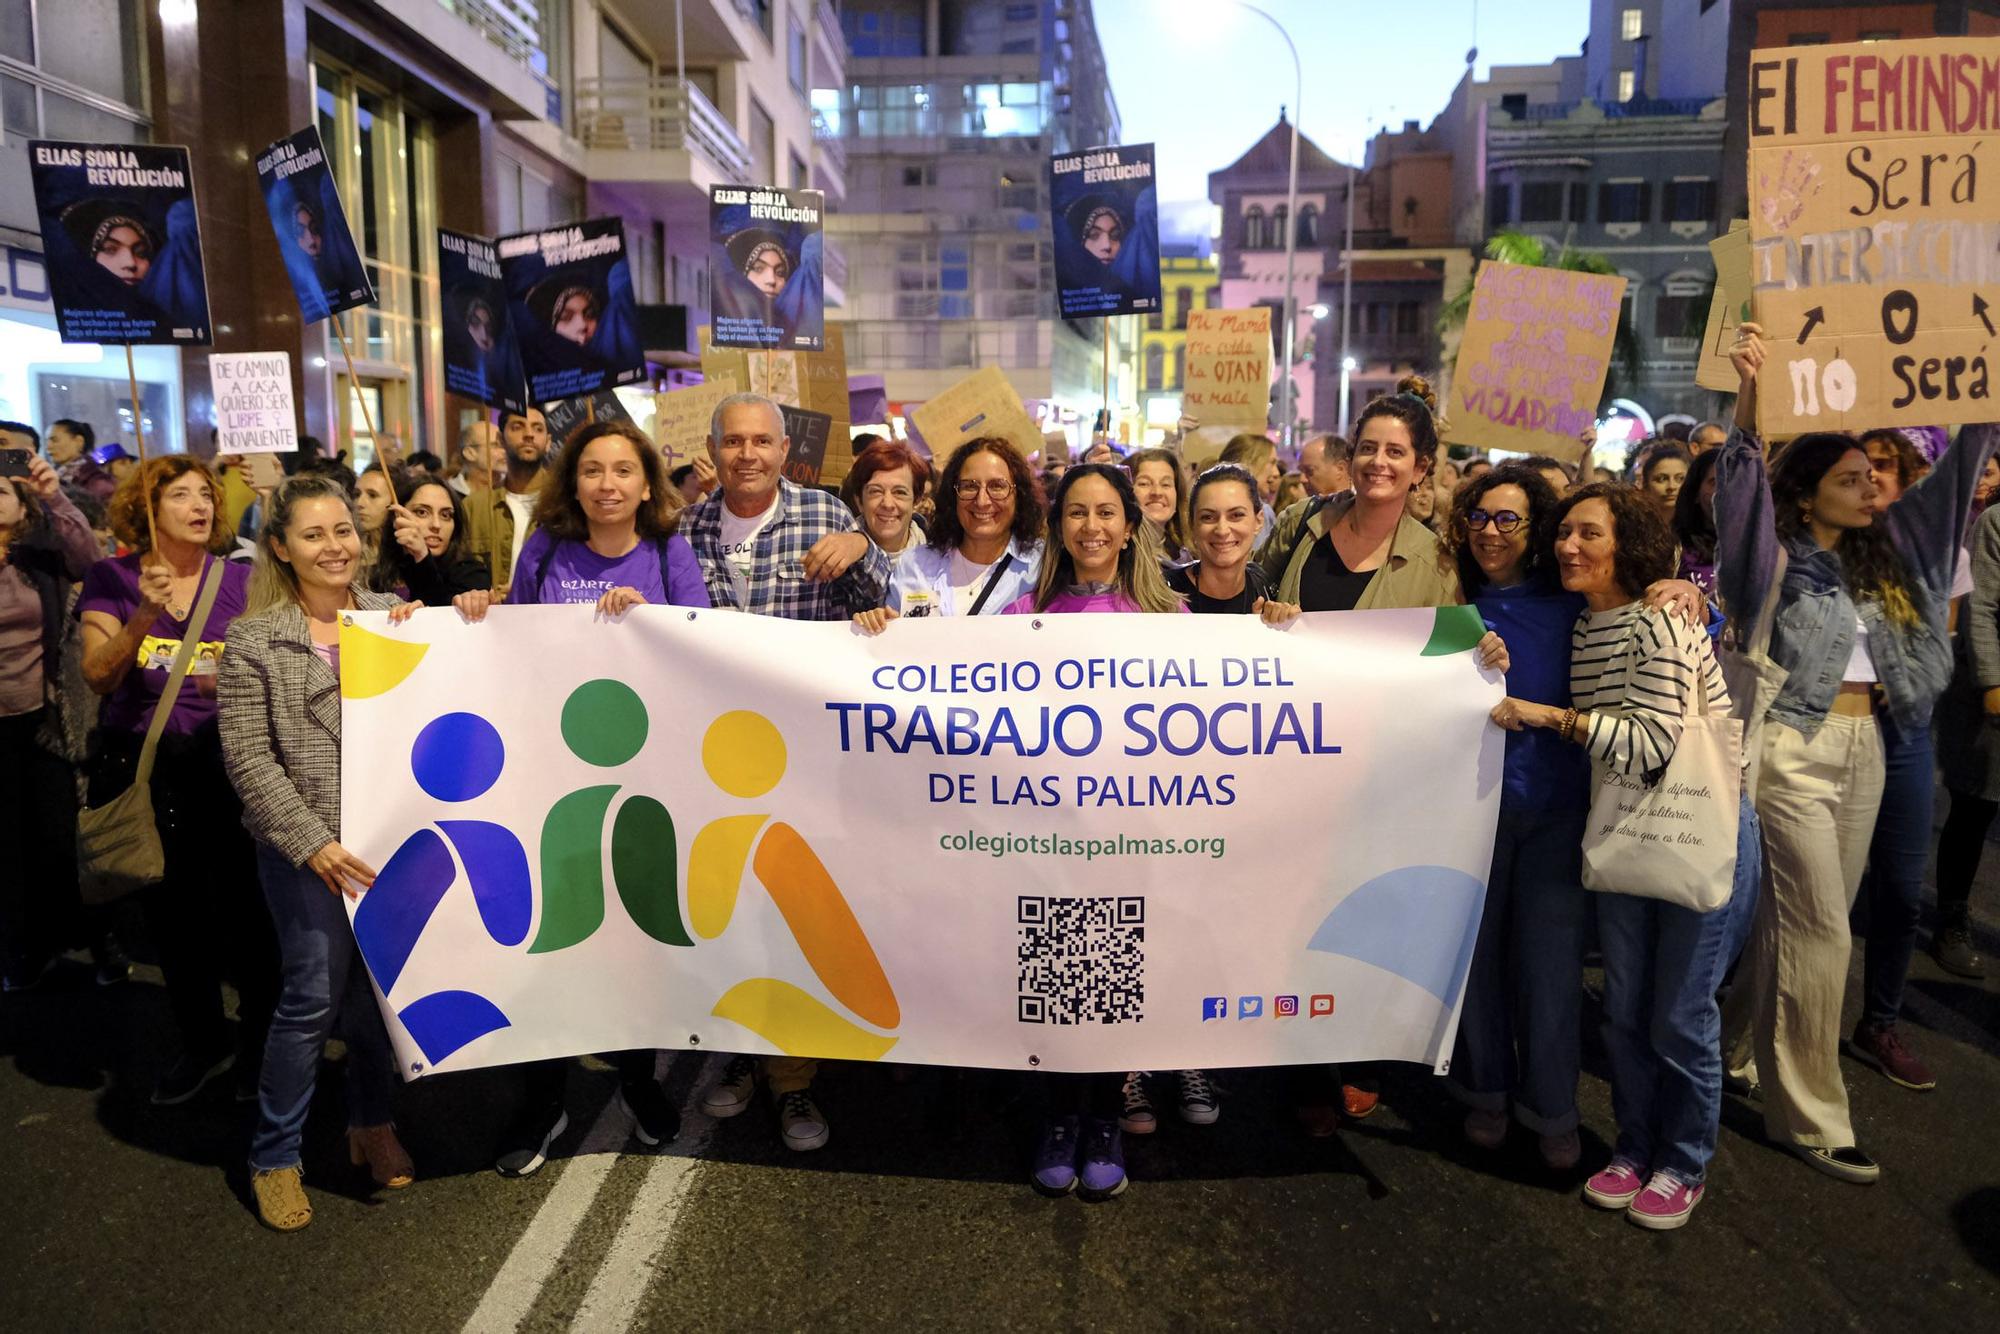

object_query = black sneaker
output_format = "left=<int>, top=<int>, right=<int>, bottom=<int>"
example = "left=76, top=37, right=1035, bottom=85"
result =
left=1932, top=924, right=1987, bottom=980
left=619, top=1079, right=680, bottom=1147
left=151, top=1050, right=236, bottom=1106
left=495, top=1107, right=569, bottom=1178
left=1, top=953, right=57, bottom=994
left=91, top=937, right=131, bottom=988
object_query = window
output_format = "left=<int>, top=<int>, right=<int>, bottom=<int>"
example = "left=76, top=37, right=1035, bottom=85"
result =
left=1175, top=286, right=1193, bottom=330
left=1147, top=310, right=1162, bottom=332
left=1788, top=33, right=1830, bottom=46
left=1487, top=183, right=1512, bottom=229
left=1297, top=203, right=1320, bottom=246
left=1599, top=180, right=1651, bottom=225
left=1620, top=8, right=1643, bottom=41
left=1616, top=70, right=1636, bottom=102
left=749, top=98, right=776, bottom=184
left=902, top=162, right=934, bottom=187
left=1243, top=205, right=1266, bottom=249
left=1271, top=205, right=1288, bottom=250
left=1145, top=344, right=1164, bottom=392
left=791, top=149, right=809, bottom=189
left=0, top=0, right=147, bottom=145
left=1206, top=285, right=1220, bottom=308
left=1654, top=279, right=1704, bottom=340
left=1171, top=345, right=1185, bottom=390
left=1664, top=179, right=1715, bottom=223
left=1519, top=182, right=1567, bottom=223
left=789, top=12, right=808, bottom=94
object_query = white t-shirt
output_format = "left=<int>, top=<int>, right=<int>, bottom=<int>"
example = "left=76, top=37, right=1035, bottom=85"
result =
left=719, top=499, right=777, bottom=606
left=1846, top=611, right=1878, bottom=684
left=949, top=549, right=998, bottom=606
left=503, top=489, right=537, bottom=581
left=1952, top=546, right=1975, bottom=600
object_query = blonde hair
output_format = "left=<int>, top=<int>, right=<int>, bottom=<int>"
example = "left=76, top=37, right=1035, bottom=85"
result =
left=1217, top=433, right=1275, bottom=477
left=246, top=474, right=359, bottom=615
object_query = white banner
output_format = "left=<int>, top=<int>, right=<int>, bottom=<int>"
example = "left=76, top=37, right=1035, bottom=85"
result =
left=338, top=606, right=1504, bottom=1078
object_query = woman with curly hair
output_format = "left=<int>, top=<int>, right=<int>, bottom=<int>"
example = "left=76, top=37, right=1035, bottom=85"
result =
left=853, top=437, right=1044, bottom=628
left=1718, top=325, right=1998, bottom=1184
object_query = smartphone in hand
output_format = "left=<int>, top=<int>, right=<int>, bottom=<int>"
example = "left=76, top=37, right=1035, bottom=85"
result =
left=0, top=448, right=33, bottom=478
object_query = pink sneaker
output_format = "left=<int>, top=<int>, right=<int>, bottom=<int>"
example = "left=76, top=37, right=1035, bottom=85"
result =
left=1582, top=1158, right=1646, bottom=1209
left=1626, top=1172, right=1704, bottom=1230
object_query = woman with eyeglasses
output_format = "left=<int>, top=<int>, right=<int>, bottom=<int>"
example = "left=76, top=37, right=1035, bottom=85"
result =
left=853, top=437, right=1045, bottom=628
left=841, top=439, right=931, bottom=570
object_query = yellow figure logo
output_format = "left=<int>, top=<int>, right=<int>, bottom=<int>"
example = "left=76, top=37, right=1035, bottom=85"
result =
left=690, top=711, right=900, bottom=1061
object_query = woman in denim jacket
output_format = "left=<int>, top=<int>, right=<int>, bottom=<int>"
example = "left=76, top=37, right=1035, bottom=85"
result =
left=1714, top=325, right=1997, bottom=1185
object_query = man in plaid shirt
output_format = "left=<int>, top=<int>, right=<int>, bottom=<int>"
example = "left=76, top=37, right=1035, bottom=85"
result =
left=682, top=392, right=888, bottom=1152
left=679, top=393, right=889, bottom=620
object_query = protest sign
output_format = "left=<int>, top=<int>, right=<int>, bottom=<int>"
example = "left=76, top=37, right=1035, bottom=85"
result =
left=1695, top=221, right=1752, bottom=393
left=699, top=325, right=854, bottom=478
left=1445, top=260, right=1626, bottom=463
left=539, top=391, right=635, bottom=449
left=255, top=126, right=374, bottom=325
left=498, top=219, right=646, bottom=405
left=710, top=185, right=825, bottom=351
left=211, top=351, right=297, bottom=454
left=909, top=367, right=1045, bottom=471
left=28, top=140, right=212, bottom=345
left=340, top=605, right=1501, bottom=1076
left=780, top=405, right=833, bottom=484
left=1050, top=143, right=1161, bottom=319
left=439, top=228, right=526, bottom=415
left=1747, top=35, right=2000, bottom=434
left=1183, top=308, right=1273, bottom=429
left=652, top=377, right=741, bottom=472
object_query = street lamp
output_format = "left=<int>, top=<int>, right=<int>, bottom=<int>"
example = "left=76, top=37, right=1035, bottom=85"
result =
left=1340, top=355, right=1358, bottom=438
left=1310, top=303, right=1330, bottom=319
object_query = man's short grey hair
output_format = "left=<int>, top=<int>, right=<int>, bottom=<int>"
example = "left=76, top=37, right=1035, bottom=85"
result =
left=710, top=392, right=787, bottom=444
left=1693, top=419, right=1728, bottom=439
left=458, top=419, right=495, bottom=450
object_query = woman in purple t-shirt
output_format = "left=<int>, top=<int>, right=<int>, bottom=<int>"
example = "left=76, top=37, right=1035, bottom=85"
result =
left=75, top=456, right=277, bottom=1107
left=453, top=419, right=706, bottom=1171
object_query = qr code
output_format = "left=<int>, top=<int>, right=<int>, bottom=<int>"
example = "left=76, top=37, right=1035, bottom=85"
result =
left=1016, top=895, right=1145, bottom=1025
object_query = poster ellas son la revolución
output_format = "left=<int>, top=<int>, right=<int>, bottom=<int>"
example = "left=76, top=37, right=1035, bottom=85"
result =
left=498, top=218, right=646, bottom=406
left=255, top=125, right=375, bottom=325
left=28, top=141, right=213, bottom=345
left=709, top=186, right=825, bottom=351
left=439, top=228, right=527, bottom=416
left=1049, top=142, right=1160, bottom=320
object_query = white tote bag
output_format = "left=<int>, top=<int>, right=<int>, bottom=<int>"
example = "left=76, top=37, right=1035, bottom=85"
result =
left=1581, top=631, right=1744, bottom=913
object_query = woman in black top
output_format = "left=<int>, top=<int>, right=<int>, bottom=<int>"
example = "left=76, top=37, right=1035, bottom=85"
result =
left=1168, top=463, right=1291, bottom=617
left=380, top=471, right=492, bottom=605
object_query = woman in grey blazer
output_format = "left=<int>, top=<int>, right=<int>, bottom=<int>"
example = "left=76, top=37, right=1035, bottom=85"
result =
left=218, top=474, right=417, bottom=1231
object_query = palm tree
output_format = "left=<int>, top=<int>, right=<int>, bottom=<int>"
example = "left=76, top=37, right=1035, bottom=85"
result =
left=1437, top=230, right=1641, bottom=399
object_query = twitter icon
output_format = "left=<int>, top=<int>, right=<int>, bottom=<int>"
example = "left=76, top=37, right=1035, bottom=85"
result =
left=1202, top=997, right=1228, bottom=1021
left=1238, top=995, right=1263, bottom=1019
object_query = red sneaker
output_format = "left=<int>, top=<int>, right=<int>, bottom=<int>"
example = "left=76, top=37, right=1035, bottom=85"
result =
left=1341, top=1084, right=1380, bottom=1119
left=1848, top=1022, right=1936, bottom=1092
left=1627, top=1172, right=1704, bottom=1230
left=1583, top=1158, right=1646, bottom=1209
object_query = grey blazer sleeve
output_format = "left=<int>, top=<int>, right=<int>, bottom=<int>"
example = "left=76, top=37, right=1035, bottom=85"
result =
left=217, top=615, right=336, bottom=867
left=1967, top=506, right=2000, bottom=693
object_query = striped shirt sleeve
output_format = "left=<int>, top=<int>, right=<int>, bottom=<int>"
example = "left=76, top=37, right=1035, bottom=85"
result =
left=1572, top=606, right=1731, bottom=778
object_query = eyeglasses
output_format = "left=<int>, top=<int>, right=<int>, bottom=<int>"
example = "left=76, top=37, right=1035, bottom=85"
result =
left=1465, top=508, right=1526, bottom=534
left=955, top=480, right=1015, bottom=501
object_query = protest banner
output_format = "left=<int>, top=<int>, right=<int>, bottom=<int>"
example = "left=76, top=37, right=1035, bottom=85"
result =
left=1183, top=308, right=1273, bottom=429
left=1695, top=221, right=1752, bottom=393
left=340, top=605, right=1502, bottom=1076
left=909, top=366, right=1045, bottom=470
left=780, top=405, right=833, bottom=484
left=255, top=126, right=374, bottom=325
left=211, top=351, right=297, bottom=454
left=1050, top=143, right=1161, bottom=319
left=539, top=390, right=635, bottom=449
left=1445, top=260, right=1626, bottom=463
left=710, top=185, right=826, bottom=351
left=28, top=141, right=212, bottom=345
left=439, top=228, right=526, bottom=415
left=1747, top=36, right=2000, bottom=434
left=652, top=376, right=741, bottom=472
left=498, top=219, right=646, bottom=405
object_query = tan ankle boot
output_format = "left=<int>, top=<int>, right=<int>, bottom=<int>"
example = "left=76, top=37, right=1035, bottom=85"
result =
left=252, top=1166, right=312, bottom=1231
left=348, top=1123, right=415, bottom=1189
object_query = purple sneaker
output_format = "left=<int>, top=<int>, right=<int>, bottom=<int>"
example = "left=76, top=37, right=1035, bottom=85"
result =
left=1582, top=1157, right=1647, bottom=1210
left=1031, top=1115, right=1079, bottom=1196
left=1627, top=1172, right=1704, bottom=1230
left=1078, top=1116, right=1128, bottom=1201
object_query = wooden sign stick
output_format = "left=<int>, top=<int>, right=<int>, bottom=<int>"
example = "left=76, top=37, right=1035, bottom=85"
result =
left=330, top=308, right=390, bottom=477
left=124, top=345, right=155, bottom=548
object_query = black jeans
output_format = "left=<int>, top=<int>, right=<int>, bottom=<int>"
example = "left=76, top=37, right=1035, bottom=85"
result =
left=88, top=728, right=279, bottom=1062
left=1934, top=788, right=1997, bottom=933
left=0, top=710, right=83, bottom=969
left=517, top=1051, right=660, bottom=1119
left=1040, top=1072, right=1121, bottom=1119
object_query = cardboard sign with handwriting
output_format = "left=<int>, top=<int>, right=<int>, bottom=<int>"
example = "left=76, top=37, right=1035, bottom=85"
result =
left=1182, top=308, right=1272, bottom=429
left=651, top=376, right=741, bottom=471
left=909, top=366, right=1044, bottom=470
left=211, top=351, right=298, bottom=454
left=1445, top=260, right=1626, bottom=462
left=1696, top=220, right=1751, bottom=392
left=1748, top=35, right=2000, bottom=434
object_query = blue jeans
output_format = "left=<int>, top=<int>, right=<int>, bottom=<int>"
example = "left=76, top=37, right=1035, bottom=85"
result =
left=249, top=843, right=397, bottom=1172
left=1852, top=712, right=1933, bottom=1028
left=1596, top=793, right=1762, bottom=1186
left=1449, top=806, right=1588, bottom=1134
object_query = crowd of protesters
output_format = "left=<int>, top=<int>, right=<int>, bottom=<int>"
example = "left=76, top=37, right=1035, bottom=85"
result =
left=1, top=318, right=1994, bottom=1231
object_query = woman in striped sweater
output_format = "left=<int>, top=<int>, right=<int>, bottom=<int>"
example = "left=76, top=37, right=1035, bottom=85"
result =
left=1490, top=483, right=1760, bottom=1231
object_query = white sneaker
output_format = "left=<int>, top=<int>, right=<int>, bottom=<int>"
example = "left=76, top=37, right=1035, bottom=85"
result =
left=778, top=1089, right=829, bottom=1151
left=701, top=1055, right=758, bottom=1119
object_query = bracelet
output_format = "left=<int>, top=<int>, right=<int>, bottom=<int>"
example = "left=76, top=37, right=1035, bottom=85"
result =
left=1560, top=707, right=1579, bottom=743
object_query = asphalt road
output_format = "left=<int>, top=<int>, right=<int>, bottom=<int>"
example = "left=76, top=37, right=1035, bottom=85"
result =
left=3, top=879, right=1997, bottom=1333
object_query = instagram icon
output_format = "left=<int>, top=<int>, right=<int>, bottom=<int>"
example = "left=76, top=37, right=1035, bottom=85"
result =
left=1274, top=995, right=1299, bottom=1017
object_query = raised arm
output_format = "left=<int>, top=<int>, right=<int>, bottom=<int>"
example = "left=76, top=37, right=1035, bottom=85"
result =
left=1712, top=323, right=1782, bottom=644
left=1885, top=421, right=2000, bottom=602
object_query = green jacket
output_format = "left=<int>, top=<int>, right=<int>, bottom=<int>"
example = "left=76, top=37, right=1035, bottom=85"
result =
left=461, top=473, right=547, bottom=597
left=1256, top=491, right=1462, bottom=609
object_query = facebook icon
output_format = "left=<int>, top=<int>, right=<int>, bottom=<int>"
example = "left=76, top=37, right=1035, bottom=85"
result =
left=1238, top=995, right=1263, bottom=1019
left=1202, top=997, right=1228, bottom=1021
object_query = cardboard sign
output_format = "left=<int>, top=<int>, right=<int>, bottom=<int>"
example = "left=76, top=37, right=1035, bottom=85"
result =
left=244, top=452, right=285, bottom=490
left=27, top=140, right=213, bottom=345
left=211, top=351, right=298, bottom=454
left=1182, top=308, right=1273, bottom=429
left=539, top=391, right=634, bottom=449
left=908, top=367, right=1045, bottom=471
left=1049, top=143, right=1161, bottom=319
left=1695, top=220, right=1752, bottom=392
left=652, top=376, right=741, bottom=472
left=780, top=406, right=833, bottom=485
left=1180, top=426, right=1235, bottom=472
left=1748, top=36, right=2000, bottom=434
left=1445, top=260, right=1627, bottom=463
left=499, top=218, right=647, bottom=405
left=710, top=185, right=826, bottom=351
left=255, top=126, right=374, bottom=325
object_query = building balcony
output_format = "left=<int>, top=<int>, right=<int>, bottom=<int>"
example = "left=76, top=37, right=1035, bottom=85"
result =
left=574, top=75, right=751, bottom=191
